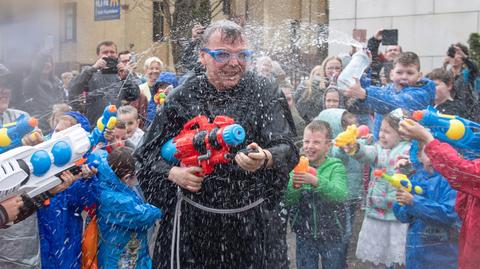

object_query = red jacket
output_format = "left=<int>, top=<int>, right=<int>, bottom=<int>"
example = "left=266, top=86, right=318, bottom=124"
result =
left=424, top=139, right=480, bottom=269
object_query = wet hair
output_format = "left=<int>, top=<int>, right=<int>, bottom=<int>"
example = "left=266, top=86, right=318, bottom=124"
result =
left=118, top=50, right=130, bottom=59
left=427, top=68, right=455, bottom=94
left=453, top=42, right=469, bottom=56
left=49, top=103, right=72, bottom=128
left=107, top=147, right=135, bottom=179
left=200, top=20, right=245, bottom=48
left=383, top=108, right=409, bottom=133
left=115, top=119, right=126, bottom=129
left=143, top=56, right=164, bottom=71
left=118, top=105, right=139, bottom=119
left=305, top=120, right=332, bottom=140
left=96, top=41, right=117, bottom=55
left=393, top=51, right=421, bottom=71
left=302, top=65, right=323, bottom=100
left=341, top=111, right=357, bottom=130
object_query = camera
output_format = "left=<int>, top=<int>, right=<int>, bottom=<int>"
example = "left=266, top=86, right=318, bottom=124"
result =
left=447, top=45, right=456, bottom=58
left=101, top=57, right=118, bottom=74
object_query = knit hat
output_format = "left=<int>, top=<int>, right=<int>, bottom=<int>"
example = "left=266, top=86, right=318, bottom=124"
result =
left=65, top=111, right=91, bottom=132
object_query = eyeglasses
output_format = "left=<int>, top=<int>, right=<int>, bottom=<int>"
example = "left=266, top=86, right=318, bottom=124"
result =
left=201, top=48, right=254, bottom=63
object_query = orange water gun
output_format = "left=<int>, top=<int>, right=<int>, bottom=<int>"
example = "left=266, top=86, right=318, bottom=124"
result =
left=292, top=156, right=317, bottom=189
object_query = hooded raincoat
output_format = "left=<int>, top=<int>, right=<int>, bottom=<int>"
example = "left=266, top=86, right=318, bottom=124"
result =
left=393, top=166, right=460, bottom=269
left=94, top=150, right=162, bottom=269
left=135, top=70, right=299, bottom=268
left=347, top=78, right=435, bottom=140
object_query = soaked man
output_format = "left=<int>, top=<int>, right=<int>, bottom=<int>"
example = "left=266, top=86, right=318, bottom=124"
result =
left=135, top=20, right=299, bottom=268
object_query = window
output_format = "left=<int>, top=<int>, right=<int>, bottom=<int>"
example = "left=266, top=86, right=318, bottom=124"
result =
left=152, top=1, right=164, bottom=42
left=65, top=3, right=77, bottom=42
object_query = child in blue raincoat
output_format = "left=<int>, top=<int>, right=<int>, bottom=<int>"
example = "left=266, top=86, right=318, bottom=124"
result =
left=37, top=111, right=98, bottom=269
left=393, top=143, right=460, bottom=269
left=344, top=51, right=435, bottom=140
left=94, top=147, right=162, bottom=269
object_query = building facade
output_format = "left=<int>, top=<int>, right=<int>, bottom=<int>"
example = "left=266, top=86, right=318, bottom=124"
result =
left=329, top=0, right=480, bottom=72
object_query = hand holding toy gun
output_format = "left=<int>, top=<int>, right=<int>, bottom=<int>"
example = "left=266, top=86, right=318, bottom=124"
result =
left=154, top=86, right=172, bottom=105
left=90, top=105, right=117, bottom=147
left=373, top=169, right=423, bottom=205
left=412, top=106, right=480, bottom=156
left=0, top=124, right=92, bottom=202
left=0, top=115, right=38, bottom=154
left=161, top=115, right=246, bottom=175
left=335, top=124, right=369, bottom=155
left=292, top=156, right=317, bottom=189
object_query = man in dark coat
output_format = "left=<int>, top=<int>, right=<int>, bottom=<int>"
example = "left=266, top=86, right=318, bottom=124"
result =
left=135, top=20, right=299, bottom=268
left=68, top=41, right=120, bottom=125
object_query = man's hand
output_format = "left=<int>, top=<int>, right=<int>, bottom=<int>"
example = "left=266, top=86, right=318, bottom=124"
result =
left=21, top=130, right=44, bottom=146
left=168, top=166, right=205, bottom=192
left=343, top=78, right=366, bottom=100
left=399, top=119, right=434, bottom=144
left=396, top=188, right=414, bottom=206
left=235, top=143, right=271, bottom=172
left=92, top=57, right=107, bottom=70
left=192, top=24, right=205, bottom=40
left=49, top=170, right=78, bottom=195
left=1, top=196, right=24, bottom=222
left=293, top=172, right=318, bottom=187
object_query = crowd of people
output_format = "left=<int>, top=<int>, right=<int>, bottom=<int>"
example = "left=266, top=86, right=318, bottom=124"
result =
left=0, top=19, right=479, bottom=269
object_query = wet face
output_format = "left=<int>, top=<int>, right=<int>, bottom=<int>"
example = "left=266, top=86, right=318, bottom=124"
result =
left=433, top=79, right=453, bottom=105
left=0, top=87, right=11, bottom=114
left=200, top=30, right=248, bottom=91
left=146, top=62, right=161, bottom=84
left=118, top=113, right=139, bottom=138
left=54, top=117, right=76, bottom=133
left=98, top=45, right=117, bottom=59
left=324, top=59, right=342, bottom=79
left=118, top=53, right=131, bottom=66
left=385, top=45, right=401, bottom=61
left=391, top=63, right=421, bottom=89
left=378, top=119, right=401, bottom=149
left=324, top=90, right=340, bottom=109
left=303, top=129, right=331, bottom=164
left=110, top=127, right=128, bottom=150
left=257, top=60, right=273, bottom=77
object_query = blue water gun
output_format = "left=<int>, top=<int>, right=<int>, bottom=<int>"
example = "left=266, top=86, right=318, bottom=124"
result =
left=89, top=105, right=117, bottom=147
left=0, top=115, right=38, bottom=154
left=412, top=106, right=480, bottom=157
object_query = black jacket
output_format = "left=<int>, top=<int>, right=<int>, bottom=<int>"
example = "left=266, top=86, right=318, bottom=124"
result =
left=68, top=67, right=120, bottom=126
left=135, top=70, right=299, bottom=268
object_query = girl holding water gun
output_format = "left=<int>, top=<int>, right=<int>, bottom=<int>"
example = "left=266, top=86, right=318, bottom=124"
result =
left=399, top=119, right=480, bottom=269
left=340, top=110, right=411, bottom=268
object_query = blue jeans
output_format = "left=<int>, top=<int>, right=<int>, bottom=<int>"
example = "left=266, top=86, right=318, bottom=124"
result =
left=296, top=235, right=345, bottom=269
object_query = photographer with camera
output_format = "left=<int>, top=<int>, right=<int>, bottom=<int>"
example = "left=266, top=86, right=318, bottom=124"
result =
left=367, top=29, right=402, bottom=85
left=443, top=43, right=479, bottom=121
left=68, top=41, right=121, bottom=126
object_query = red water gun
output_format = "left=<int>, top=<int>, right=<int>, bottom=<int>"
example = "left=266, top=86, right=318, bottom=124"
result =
left=161, top=115, right=246, bottom=175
